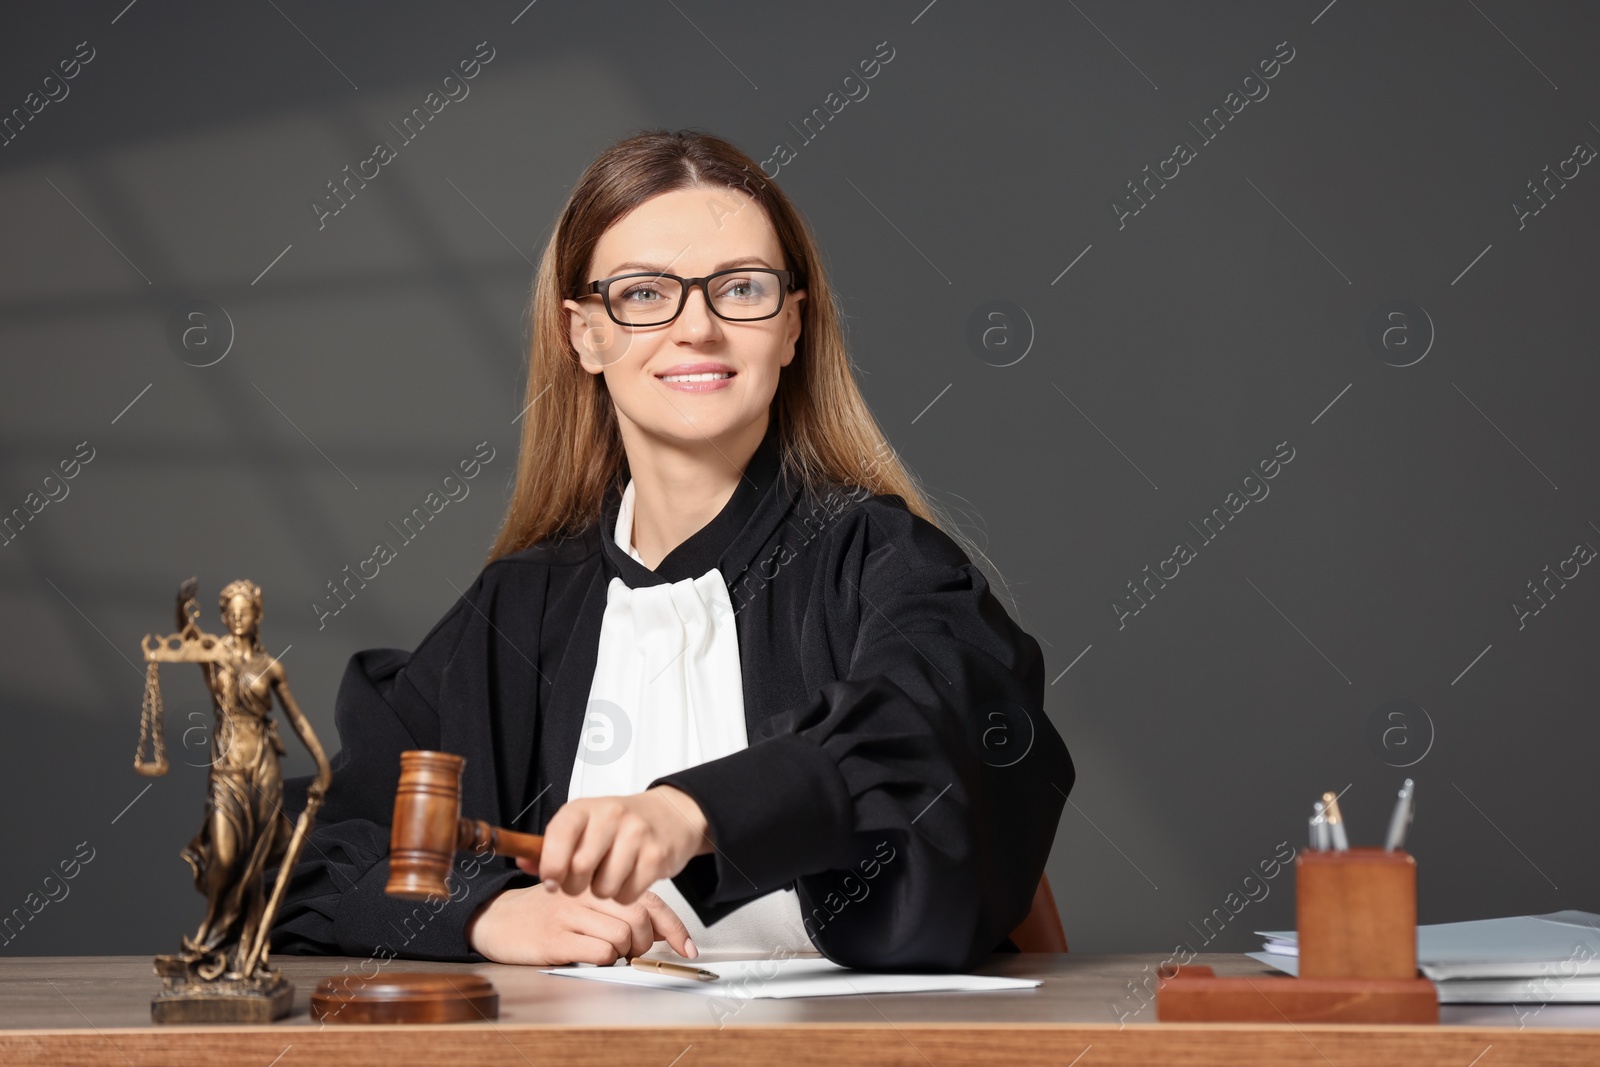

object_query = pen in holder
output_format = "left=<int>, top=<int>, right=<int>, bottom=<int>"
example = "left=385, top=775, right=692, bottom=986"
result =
left=1156, top=846, right=1437, bottom=1023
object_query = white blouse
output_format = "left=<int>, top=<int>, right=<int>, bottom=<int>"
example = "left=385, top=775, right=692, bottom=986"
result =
left=566, top=477, right=818, bottom=958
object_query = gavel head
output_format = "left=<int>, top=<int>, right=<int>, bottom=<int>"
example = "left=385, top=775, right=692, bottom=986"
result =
left=385, top=750, right=465, bottom=900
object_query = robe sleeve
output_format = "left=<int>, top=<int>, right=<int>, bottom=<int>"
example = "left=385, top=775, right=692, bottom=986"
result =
left=268, top=575, right=538, bottom=962
left=651, top=495, right=1075, bottom=972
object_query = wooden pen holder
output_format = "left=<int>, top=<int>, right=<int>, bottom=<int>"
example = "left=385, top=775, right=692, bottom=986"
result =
left=1297, top=847, right=1416, bottom=978
left=1156, top=848, right=1438, bottom=1024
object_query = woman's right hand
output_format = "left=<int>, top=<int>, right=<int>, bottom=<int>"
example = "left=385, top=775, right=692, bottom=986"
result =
left=465, top=882, right=697, bottom=966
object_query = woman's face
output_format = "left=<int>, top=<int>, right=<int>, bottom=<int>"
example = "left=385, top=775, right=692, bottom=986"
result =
left=563, top=186, right=805, bottom=451
left=223, top=594, right=257, bottom=637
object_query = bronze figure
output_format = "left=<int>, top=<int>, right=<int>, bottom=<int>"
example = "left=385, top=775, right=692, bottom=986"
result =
left=135, top=577, right=332, bottom=1022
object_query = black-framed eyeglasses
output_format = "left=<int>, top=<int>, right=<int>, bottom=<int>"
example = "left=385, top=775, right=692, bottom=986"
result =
left=574, top=268, right=805, bottom=327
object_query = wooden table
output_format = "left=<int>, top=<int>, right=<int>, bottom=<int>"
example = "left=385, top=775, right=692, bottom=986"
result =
left=3, top=952, right=1598, bottom=1065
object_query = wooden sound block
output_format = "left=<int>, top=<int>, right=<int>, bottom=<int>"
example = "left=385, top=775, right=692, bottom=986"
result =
left=311, top=972, right=499, bottom=1024
left=1155, top=965, right=1438, bottom=1024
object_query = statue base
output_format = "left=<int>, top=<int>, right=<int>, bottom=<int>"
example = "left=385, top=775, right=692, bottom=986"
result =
left=151, top=954, right=294, bottom=1024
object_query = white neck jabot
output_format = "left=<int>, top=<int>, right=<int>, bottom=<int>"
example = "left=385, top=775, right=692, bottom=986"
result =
left=566, top=477, right=816, bottom=960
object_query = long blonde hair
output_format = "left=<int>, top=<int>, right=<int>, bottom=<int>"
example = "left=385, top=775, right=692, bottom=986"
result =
left=486, top=129, right=1000, bottom=588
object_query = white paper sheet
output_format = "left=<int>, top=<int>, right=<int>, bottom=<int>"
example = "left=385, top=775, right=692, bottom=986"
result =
left=539, top=956, right=1042, bottom=999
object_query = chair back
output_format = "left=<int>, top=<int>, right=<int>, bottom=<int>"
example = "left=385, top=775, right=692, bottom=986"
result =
left=1008, top=873, right=1067, bottom=952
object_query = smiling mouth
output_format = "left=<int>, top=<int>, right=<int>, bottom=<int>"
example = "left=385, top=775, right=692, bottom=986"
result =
left=657, top=371, right=735, bottom=382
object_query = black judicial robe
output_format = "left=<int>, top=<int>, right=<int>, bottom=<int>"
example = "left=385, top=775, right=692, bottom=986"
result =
left=270, top=428, right=1075, bottom=972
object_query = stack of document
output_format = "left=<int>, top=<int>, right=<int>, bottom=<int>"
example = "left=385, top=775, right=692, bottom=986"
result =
left=1249, top=910, right=1600, bottom=1004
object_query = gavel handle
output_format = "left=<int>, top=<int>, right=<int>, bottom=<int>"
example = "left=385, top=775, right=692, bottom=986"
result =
left=456, top=817, right=544, bottom=863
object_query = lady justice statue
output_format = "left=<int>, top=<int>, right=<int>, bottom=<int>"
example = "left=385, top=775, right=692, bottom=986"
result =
left=135, top=577, right=332, bottom=1022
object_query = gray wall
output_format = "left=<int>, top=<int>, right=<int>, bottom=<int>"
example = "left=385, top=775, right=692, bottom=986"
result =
left=2, top=1, right=1595, bottom=967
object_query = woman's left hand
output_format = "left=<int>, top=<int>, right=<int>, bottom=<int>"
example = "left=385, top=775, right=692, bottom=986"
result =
left=518, top=786, right=714, bottom=903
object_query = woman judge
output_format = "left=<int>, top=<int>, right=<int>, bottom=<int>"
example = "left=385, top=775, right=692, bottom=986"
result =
left=269, top=129, right=1074, bottom=972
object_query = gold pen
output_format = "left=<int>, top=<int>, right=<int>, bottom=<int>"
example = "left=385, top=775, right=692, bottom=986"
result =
left=630, top=957, right=720, bottom=982
left=1320, top=790, right=1349, bottom=851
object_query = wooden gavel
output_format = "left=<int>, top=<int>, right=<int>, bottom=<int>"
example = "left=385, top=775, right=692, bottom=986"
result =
left=384, top=750, right=545, bottom=900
